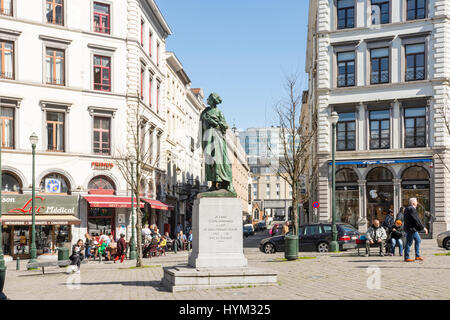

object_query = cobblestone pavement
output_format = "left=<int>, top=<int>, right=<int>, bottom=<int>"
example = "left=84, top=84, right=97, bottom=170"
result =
left=2, top=239, right=449, bottom=300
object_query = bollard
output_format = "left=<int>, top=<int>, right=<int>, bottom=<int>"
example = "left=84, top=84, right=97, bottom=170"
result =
left=174, top=241, right=178, bottom=254
left=99, top=252, right=102, bottom=263
left=16, top=257, right=20, bottom=271
left=188, top=242, right=191, bottom=251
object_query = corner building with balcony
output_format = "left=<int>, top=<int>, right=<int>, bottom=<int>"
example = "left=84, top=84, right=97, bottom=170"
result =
left=0, top=0, right=174, bottom=259
left=305, top=0, right=450, bottom=237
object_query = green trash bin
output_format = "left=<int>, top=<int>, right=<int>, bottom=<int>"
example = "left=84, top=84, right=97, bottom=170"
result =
left=57, top=247, right=70, bottom=261
left=284, top=234, right=299, bottom=260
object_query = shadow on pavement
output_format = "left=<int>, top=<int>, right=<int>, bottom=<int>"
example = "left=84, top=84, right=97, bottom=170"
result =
left=59, top=280, right=170, bottom=292
left=354, top=265, right=450, bottom=270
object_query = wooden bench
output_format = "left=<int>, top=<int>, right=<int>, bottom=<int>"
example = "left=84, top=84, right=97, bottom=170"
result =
left=27, top=260, right=71, bottom=274
left=356, top=240, right=387, bottom=256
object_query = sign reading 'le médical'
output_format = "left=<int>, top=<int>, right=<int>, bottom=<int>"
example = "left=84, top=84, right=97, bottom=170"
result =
left=1, top=195, right=78, bottom=215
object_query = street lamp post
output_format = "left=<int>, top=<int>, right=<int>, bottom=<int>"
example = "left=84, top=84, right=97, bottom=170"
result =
left=329, top=112, right=339, bottom=252
left=0, top=129, right=7, bottom=299
left=29, top=133, right=39, bottom=264
left=129, top=155, right=137, bottom=260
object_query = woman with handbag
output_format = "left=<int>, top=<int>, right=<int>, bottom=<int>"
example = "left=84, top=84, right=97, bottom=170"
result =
left=69, top=239, right=84, bottom=273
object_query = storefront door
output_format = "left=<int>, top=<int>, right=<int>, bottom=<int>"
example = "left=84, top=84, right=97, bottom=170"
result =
left=12, top=226, right=30, bottom=259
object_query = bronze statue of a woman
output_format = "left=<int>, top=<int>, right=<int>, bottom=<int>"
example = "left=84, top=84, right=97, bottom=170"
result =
left=200, top=93, right=236, bottom=195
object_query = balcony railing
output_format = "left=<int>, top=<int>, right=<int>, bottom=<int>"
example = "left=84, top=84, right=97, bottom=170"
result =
left=0, top=72, right=13, bottom=80
left=0, top=7, right=12, bottom=16
left=47, top=16, right=64, bottom=25
left=46, top=77, right=65, bottom=85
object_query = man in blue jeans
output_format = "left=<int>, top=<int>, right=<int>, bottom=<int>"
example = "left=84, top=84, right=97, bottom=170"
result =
left=403, top=197, right=428, bottom=262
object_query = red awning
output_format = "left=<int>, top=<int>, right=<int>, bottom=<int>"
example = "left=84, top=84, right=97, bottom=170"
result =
left=142, top=199, right=169, bottom=211
left=84, top=196, right=145, bottom=208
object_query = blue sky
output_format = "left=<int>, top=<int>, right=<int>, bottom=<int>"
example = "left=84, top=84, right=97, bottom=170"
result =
left=157, top=1, right=309, bottom=130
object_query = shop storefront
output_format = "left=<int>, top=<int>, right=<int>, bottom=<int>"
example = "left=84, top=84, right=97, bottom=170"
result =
left=366, top=167, right=394, bottom=225
left=401, top=166, right=431, bottom=237
left=1, top=194, right=80, bottom=259
left=336, top=168, right=359, bottom=228
left=329, top=158, right=433, bottom=235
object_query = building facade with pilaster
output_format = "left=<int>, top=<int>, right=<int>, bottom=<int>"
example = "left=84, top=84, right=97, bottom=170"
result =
left=305, top=0, right=450, bottom=237
left=0, top=0, right=173, bottom=260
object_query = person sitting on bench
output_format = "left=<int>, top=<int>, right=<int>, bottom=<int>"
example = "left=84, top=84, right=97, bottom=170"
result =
left=365, top=219, right=387, bottom=257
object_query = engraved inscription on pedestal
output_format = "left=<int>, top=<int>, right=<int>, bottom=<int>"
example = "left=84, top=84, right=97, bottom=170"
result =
left=188, top=197, right=248, bottom=268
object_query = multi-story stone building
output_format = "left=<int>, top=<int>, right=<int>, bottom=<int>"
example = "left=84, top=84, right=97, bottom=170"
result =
left=164, top=51, right=206, bottom=233
left=228, top=129, right=250, bottom=222
left=0, top=0, right=197, bottom=259
left=239, top=127, right=293, bottom=222
left=305, top=0, right=450, bottom=237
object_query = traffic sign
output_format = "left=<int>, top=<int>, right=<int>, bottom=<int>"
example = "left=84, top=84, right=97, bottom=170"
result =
left=312, top=201, right=320, bottom=208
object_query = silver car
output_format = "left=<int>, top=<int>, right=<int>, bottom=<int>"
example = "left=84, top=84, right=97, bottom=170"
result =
left=436, top=231, right=450, bottom=250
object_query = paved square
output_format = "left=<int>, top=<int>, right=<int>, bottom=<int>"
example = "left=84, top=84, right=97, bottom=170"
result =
left=2, top=239, right=449, bottom=300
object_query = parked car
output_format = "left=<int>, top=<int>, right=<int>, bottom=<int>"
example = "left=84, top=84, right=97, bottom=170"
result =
left=243, top=224, right=255, bottom=237
left=437, top=231, right=450, bottom=250
left=259, top=223, right=359, bottom=254
left=257, top=221, right=267, bottom=231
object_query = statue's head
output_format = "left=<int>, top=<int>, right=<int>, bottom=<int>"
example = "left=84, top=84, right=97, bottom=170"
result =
left=207, top=93, right=222, bottom=107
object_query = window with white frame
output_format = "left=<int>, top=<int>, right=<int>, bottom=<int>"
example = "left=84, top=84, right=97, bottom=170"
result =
left=0, top=106, right=14, bottom=148
left=46, top=48, right=65, bottom=85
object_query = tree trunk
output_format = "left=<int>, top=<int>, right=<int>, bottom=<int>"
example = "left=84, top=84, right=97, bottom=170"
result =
left=136, top=198, right=143, bottom=267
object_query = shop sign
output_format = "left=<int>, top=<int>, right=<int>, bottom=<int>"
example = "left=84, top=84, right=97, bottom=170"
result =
left=91, top=162, right=114, bottom=170
left=2, top=195, right=78, bottom=215
left=45, top=178, right=61, bottom=193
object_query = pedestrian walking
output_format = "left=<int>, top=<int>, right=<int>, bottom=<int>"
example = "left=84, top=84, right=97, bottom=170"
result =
left=404, top=198, right=428, bottom=262
left=270, top=224, right=278, bottom=237
left=84, top=233, right=94, bottom=260
left=396, top=206, right=405, bottom=223
left=114, top=234, right=127, bottom=263
left=282, top=221, right=290, bottom=235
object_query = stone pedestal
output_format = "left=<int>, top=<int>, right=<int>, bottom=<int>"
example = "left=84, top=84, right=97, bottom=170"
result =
left=162, top=197, right=278, bottom=292
left=188, top=197, right=248, bottom=268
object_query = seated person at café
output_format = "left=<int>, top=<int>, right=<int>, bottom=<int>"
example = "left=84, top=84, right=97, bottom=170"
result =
left=176, top=231, right=187, bottom=250
left=164, top=232, right=173, bottom=250
left=158, top=236, right=167, bottom=254
left=365, top=219, right=387, bottom=257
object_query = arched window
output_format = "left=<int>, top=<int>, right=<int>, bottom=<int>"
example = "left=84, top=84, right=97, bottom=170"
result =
left=366, top=167, right=393, bottom=225
left=401, top=166, right=430, bottom=233
left=401, top=166, right=429, bottom=181
left=40, top=173, right=71, bottom=194
left=336, top=168, right=358, bottom=183
left=88, top=176, right=115, bottom=190
left=366, top=167, right=393, bottom=182
left=2, top=171, right=22, bottom=193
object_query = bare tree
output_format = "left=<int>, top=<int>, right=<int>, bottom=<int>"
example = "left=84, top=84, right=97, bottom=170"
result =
left=114, top=92, right=160, bottom=267
left=436, top=93, right=450, bottom=173
left=273, top=75, right=316, bottom=236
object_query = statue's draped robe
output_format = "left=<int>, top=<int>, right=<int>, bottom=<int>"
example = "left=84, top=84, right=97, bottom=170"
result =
left=200, top=106, right=234, bottom=190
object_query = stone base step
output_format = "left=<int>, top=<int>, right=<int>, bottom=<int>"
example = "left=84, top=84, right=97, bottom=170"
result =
left=162, top=265, right=278, bottom=292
